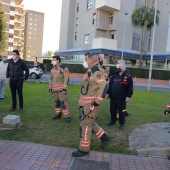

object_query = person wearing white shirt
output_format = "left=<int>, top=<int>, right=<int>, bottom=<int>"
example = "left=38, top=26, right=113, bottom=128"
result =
left=0, top=56, right=8, bottom=99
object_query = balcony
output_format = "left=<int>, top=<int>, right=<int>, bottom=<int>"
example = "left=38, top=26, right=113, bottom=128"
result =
left=14, top=19, right=22, bottom=24
left=15, top=0, right=23, bottom=5
left=15, top=4, right=23, bottom=9
left=92, top=37, right=117, bottom=50
left=10, top=20, right=14, bottom=25
left=13, top=34, right=22, bottom=39
left=15, top=11, right=22, bottom=16
left=95, top=0, right=121, bottom=12
left=10, top=11, right=15, bottom=16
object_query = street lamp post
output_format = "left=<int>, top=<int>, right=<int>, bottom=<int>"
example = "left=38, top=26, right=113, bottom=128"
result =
left=147, top=0, right=158, bottom=91
left=121, top=12, right=128, bottom=60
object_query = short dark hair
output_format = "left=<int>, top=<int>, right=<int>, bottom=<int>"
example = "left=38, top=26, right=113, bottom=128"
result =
left=85, top=52, right=90, bottom=56
left=53, top=55, right=61, bottom=63
left=13, top=50, right=20, bottom=55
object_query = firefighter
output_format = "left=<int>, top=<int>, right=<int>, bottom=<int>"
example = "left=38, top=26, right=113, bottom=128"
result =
left=108, top=59, right=131, bottom=122
left=164, top=98, right=170, bottom=118
left=72, top=53, right=111, bottom=157
left=49, top=55, right=71, bottom=123
left=97, top=55, right=109, bottom=81
left=107, top=62, right=133, bottom=130
left=163, top=98, right=170, bottom=160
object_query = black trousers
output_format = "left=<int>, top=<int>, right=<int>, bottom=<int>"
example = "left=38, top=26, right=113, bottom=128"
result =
left=110, top=98, right=126, bottom=125
left=10, top=79, right=23, bottom=109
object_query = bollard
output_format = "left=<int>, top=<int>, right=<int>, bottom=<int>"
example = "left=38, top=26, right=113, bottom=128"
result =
left=134, top=76, right=136, bottom=84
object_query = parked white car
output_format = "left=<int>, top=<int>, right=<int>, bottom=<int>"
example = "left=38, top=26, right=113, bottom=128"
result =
left=27, top=65, right=43, bottom=79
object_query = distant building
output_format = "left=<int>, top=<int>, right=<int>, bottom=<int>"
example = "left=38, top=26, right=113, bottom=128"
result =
left=57, top=0, right=170, bottom=69
left=0, top=0, right=24, bottom=58
left=24, top=10, right=44, bottom=62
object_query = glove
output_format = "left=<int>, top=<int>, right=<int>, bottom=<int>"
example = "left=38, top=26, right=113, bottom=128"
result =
left=49, top=89, right=52, bottom=93
left=105, top=94, right=110, bottom=99
left=93, top=100, right=99, bottom=106
left=164, top=110, right=170, bottom=118
left=62, top=89, right=67, bottom=94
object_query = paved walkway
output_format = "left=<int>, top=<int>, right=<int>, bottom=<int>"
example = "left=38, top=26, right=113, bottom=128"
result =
left=129, top=122, right=170, bottom=159
left=0, top=140, right=170, bottom=170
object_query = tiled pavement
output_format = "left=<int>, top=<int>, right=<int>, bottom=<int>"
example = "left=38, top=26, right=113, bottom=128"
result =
left=0, top=140, right=170, bottom=170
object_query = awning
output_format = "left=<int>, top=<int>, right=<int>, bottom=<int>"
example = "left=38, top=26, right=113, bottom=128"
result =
left=54, top=48, right=168, bottom=61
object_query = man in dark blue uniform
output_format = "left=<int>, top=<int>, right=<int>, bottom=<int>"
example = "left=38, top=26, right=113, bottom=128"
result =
left=107, top=62, right=133, bottom=130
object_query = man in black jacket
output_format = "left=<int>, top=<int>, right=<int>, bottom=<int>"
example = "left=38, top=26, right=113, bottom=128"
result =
left=6, top=50, right=29, bottom=113
left=107, top=62, right=133, bottom=130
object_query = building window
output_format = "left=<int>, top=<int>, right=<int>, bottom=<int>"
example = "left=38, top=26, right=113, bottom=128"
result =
left=29, top=32, right=31, bottom=34
left=35, top=19, right=37, bottom=21
left=92, top=13, right=96, bottom=25
left=132, top=33, right=140, bottom=51
left=8, top=42, right=13, bottom=47
left=34, top=37, right=36, bottom=39
left=30, top=13, right=32, bottom=16
left=29, top=37, right=31, bottom=39
left=10, top=6, right=15, bottom=11
left=29, top=23, right=32, bottom=25
left=28, top=55, right=30, bottom=57
left=109, top=13, right=113, bottom=25
left=9, top=24, right=14, bottom=29
left=111, top=34, right=114, bottom=39
left=10, top=16, right=14, bottom=20
left=76, top=17, right=78, bottom=26
left=77, top=3, right=79, bottom=12
left=34, top=28, right=36, bottom=31
left=75, top=32, right=77, bottom=41
left=10, top=0, right=15, bottom=2
left=30, top=18, right=32, bottom=20
left=35, top=24, right=37, bottom=26
left=87, top=0, right=92, bottom=9
left=84, top=34, right=90, bottom=44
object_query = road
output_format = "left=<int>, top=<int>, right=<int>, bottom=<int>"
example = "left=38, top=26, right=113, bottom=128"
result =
left=27, top=74, right=170, bottom=92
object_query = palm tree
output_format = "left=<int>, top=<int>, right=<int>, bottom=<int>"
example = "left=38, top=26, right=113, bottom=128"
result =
left=131, top=6, right=160, bottom=67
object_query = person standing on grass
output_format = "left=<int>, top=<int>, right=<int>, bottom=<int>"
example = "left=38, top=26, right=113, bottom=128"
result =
left=0, top=56, right=9, bottom=100
left=107, top=62, right=133, bottom=130
left=6, top=50, right=29, bottom=113
left=109, top=59, right=131, bottom=121
left=164, top=98, right=170, bottom=118
left=72, top=53, right=111, bottom=157
left=49, top=55, right=71, bottom=123
left=163, top=98, right=170, bottom=160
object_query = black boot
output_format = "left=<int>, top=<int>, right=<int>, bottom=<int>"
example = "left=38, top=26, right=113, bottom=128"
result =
left=65, top=117, right=71, bottom=123
left=100, top=133, right=112, bottom=150
left=52, top=112, right=62, bottom=120
left=72, top=149, right=89, bottom=157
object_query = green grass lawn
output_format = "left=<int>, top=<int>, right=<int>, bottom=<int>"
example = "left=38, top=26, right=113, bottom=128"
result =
left=0, top=82, right=169, bottom=155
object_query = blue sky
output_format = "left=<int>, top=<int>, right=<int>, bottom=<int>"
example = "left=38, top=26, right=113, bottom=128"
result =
left=23, top=0, right=62, bottom=53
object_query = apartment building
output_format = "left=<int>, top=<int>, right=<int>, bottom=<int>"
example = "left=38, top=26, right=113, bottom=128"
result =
left=24, top=10, right=44, bottom=62
left=13, top=0, right=24, bottom=58
left=57, top=0, right=170, bottom=68
left=0, top=0, right=24, bottom=58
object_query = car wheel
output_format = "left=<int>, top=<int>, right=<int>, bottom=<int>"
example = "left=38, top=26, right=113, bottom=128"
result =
left=30, top=73, right=37, bottom=79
